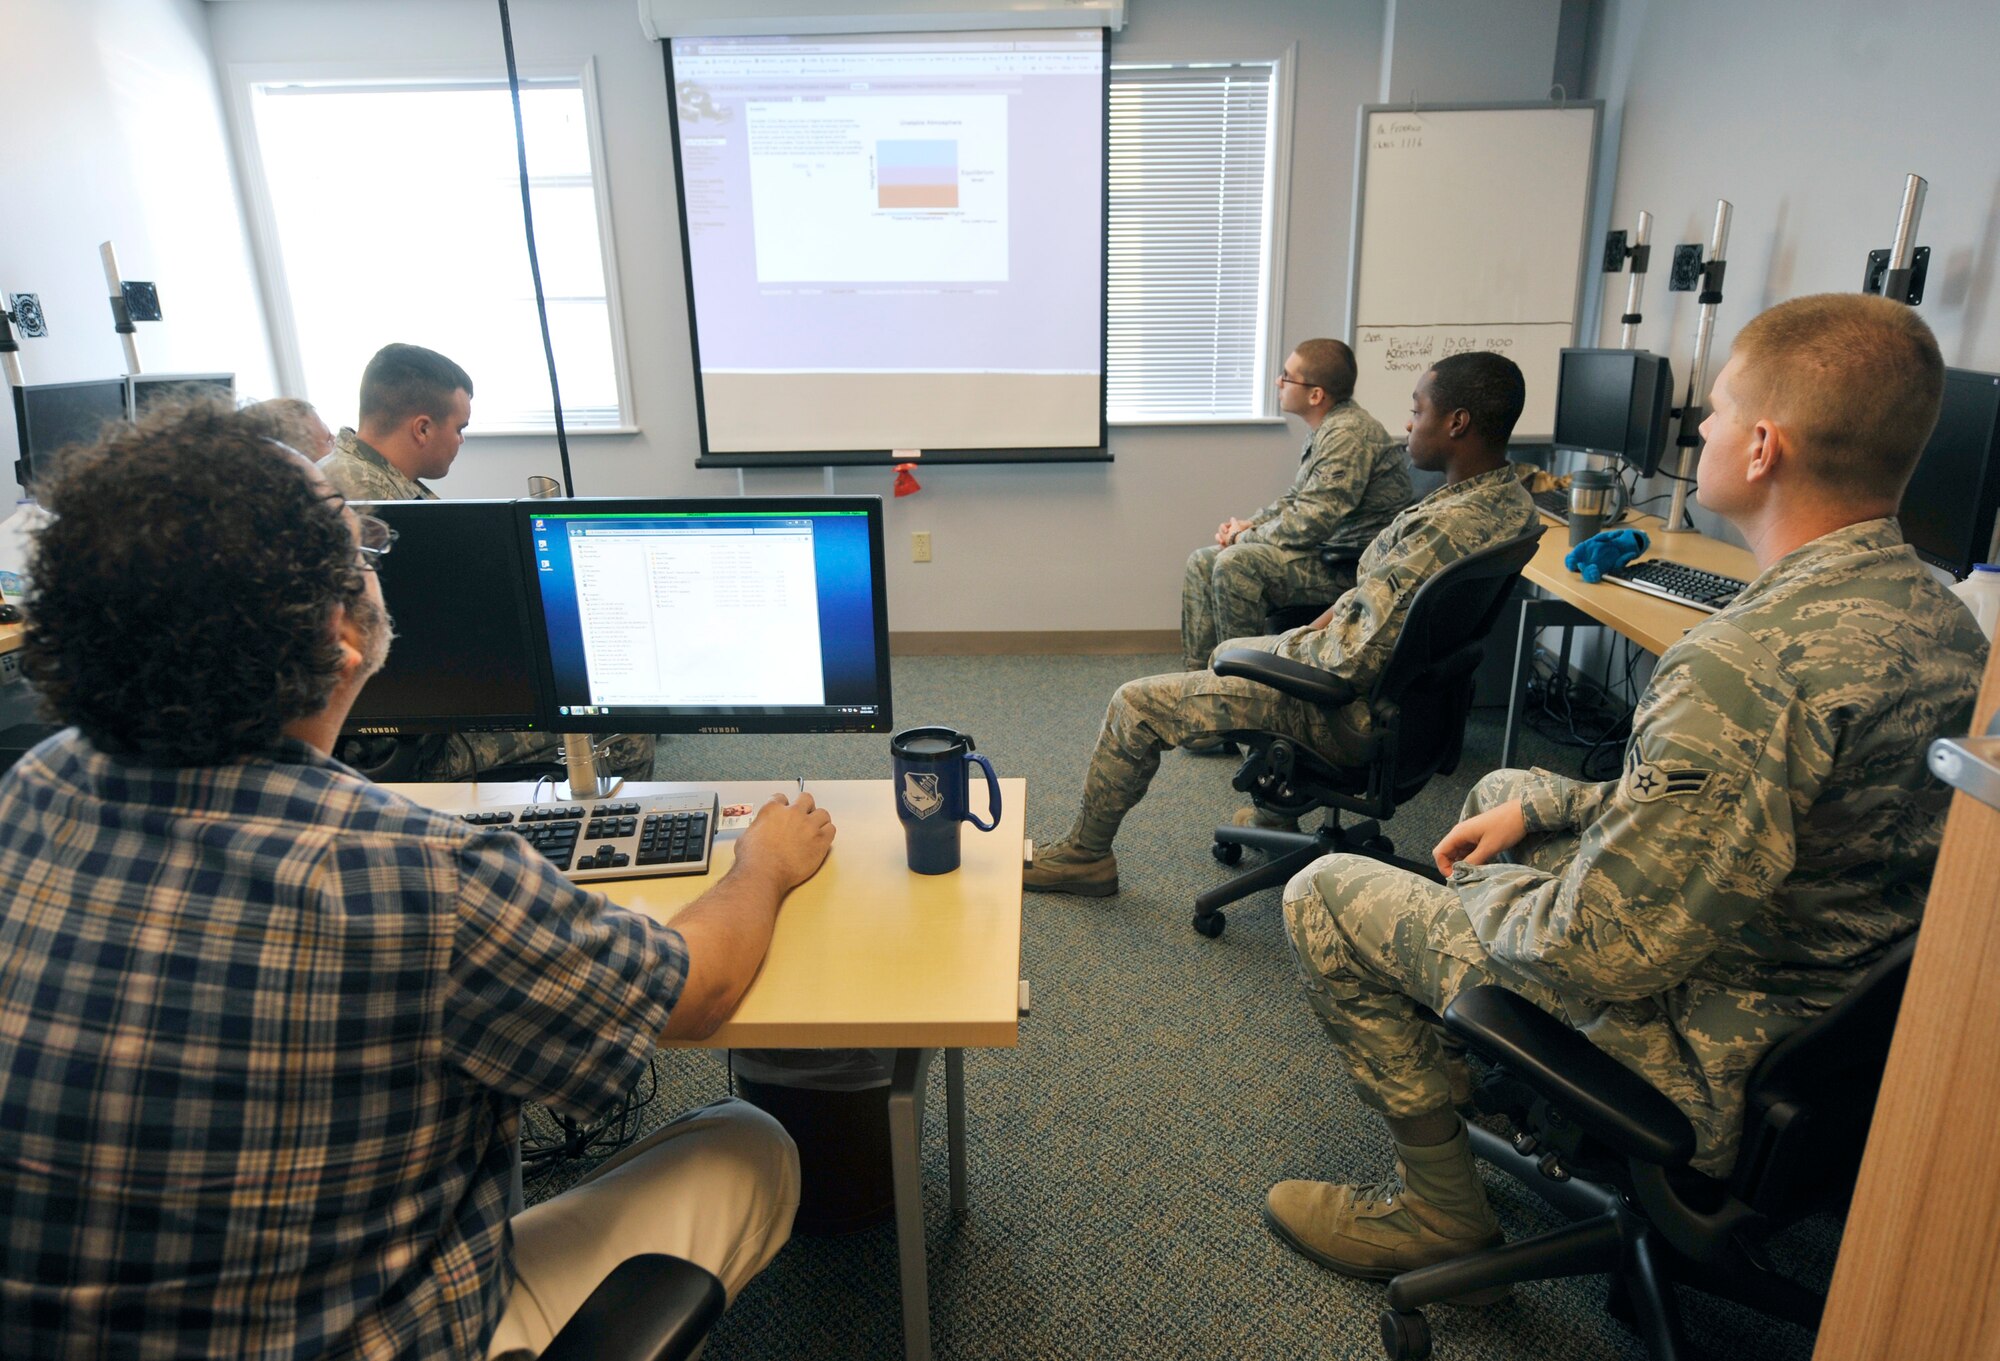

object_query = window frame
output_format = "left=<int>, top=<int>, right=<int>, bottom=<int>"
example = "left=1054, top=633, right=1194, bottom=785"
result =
left=1104, top=44, right=1296, bottom=427
left=226, top=57, right=638, bottom=436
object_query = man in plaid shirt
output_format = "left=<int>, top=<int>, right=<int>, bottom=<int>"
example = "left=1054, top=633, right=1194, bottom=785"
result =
left=0, top=399, right=831, bottom=1358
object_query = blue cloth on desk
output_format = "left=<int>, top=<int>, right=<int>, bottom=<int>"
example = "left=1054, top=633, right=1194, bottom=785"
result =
left=1565, top=528, right=1651, bottom=584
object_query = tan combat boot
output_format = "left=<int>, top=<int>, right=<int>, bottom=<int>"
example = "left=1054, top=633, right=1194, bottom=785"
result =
left=1023, top=840, right=1119, bottom=897
left=1263, top=1130, right=1506, bottom=1304
left=1229, top=805, right=1301, bottom=834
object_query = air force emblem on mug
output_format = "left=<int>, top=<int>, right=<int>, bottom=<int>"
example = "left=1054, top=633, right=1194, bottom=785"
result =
left=902, top=772, right=944, bottom=819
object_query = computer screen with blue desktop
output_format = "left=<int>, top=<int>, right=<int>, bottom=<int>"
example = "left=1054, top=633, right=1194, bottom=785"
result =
left=521, top=497, right=893, bottom=734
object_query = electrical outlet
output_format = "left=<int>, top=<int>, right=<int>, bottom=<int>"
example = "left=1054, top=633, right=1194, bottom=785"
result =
left=0, top=650, right=18, bottom=683
left=911, top=531, right=932, bottom=563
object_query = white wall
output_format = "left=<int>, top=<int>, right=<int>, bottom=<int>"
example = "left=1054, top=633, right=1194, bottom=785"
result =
left=1586, top=0, right=2000, bottom=542
left=0, top=0, right=275, bottom=495
left=1380, top=0, right=1563, bottom=104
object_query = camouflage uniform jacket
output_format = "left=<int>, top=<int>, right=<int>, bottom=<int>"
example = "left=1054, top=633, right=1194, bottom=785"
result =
left=1451, top=518, right=1986, bottom=1173
left=318, top=430, right=437, bottom=503
left=1242, top=464, right=1537, bottom=733
left=1234, top=401, right=1411, bottom=557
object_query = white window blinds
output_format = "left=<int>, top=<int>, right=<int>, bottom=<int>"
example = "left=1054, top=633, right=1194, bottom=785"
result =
left=1107, top=62, right=1280, bottom=422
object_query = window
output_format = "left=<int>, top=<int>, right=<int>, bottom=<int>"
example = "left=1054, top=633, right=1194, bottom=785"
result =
left=239, top=67, right=631, bottom=433
left=1107, top=59, right=1285, bottom=423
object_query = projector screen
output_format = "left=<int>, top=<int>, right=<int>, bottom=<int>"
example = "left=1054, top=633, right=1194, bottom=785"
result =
left=665, top=28, right=1108, bottom=465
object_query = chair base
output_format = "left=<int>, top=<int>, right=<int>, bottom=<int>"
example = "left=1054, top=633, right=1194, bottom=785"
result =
left=1194, top=813, right=1440, bottom=937
left=1377, top=1123, right=1826, bottom=1361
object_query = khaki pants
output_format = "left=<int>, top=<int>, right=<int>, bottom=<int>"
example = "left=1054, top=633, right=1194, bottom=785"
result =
left=487, top=1099, right=800, bottom=1358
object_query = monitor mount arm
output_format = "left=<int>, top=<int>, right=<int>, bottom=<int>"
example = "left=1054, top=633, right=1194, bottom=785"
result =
left=1662, top=199, right=1731, bottom=534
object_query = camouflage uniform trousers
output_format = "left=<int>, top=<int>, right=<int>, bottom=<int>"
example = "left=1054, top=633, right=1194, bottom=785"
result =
left=1282, top=769, right=1573, bottom=1118
left=1062, top=665, right=1372, bottom=855
left=341, top=731, right=657, bottom=783
left=1181, top=542, right=1359, bottom=671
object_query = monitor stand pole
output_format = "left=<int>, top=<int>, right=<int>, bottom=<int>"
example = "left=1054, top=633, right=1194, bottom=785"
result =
left=560, top=733, right=620, bottom=801
left=1663, top=199, right=1732, bottom=534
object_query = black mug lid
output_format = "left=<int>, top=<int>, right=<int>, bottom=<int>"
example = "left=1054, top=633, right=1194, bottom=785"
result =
left=891, top=725, right=975, bottom=758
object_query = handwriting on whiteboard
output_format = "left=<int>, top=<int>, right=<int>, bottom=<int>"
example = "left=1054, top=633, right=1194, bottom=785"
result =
left=1358, top=329, right=1515, bottom=373
left=1371, top=117, right=1424, bottom=151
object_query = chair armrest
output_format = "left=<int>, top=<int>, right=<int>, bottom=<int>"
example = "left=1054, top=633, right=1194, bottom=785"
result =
left=539, top=1253, right=726, bottom=1361
left=1212, top=648, right=1359, bottom=708
left=1444, top=987, right=1696, bottom=1168
left=1319, top=545, right=1363, bottom=569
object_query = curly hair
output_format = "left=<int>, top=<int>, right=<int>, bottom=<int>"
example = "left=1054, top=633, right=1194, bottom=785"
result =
left=23, top=396, right=368, bottom=765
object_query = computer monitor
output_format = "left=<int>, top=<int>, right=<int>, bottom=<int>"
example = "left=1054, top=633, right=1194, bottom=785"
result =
left=126, top=372, right=234, bottom=419
left=10, top=378, right=131, bottom=487
left=520, top=497, right=893, bottom=734
left=341, top=500, right=549, bottom=736
left=1552, top=349, right=1675, bottom=477
left=1898, top=367, right=2000, bottom=578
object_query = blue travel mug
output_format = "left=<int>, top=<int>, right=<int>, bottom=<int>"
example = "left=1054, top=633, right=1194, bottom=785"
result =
left=890, top=726, right=1001, bottom=874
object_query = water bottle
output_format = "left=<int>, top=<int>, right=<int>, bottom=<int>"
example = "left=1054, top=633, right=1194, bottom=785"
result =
left=1950, top=564, right=2000, bottom=641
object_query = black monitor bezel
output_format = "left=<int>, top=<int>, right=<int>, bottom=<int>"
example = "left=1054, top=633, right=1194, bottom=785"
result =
left=11, top=377, right=132, bottom=488
left=339, top=498, right=551, bottom=737
left=1900, top=367, right=2000, bottom=578
left=1551, top=348, right=1674, bottom=478
left=515, top=495, right=895, bottom=735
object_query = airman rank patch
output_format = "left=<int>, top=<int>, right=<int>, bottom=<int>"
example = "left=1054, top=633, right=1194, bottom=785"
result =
left=1626, top=760, right=1712, bottom=803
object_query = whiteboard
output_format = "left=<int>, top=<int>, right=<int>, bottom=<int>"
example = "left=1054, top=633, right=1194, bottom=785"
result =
left=1346, top=103, right=1601, bottom=443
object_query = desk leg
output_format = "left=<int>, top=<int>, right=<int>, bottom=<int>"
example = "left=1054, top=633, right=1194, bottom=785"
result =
left=1502, top=597, right=1595, bottom=769
left=888, top=1047, right=938, bottom=1361
left=946, top=1048, right=967, bottom=1213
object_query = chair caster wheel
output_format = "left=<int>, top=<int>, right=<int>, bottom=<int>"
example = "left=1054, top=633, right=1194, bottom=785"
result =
left=1211, top=839, right=1244, bottom=865
left=1379, top=1308, right=1432, bottom=1361
left=1192, top=911, right=1226, bottom=938
left=1361, top=835, right=1395, bottom=858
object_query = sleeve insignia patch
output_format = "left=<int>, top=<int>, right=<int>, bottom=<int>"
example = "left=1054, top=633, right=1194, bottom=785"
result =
left=1626, top=760, right=1712, bottom=803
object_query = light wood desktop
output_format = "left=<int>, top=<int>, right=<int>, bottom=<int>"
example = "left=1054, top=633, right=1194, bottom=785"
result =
left=388, top=775, right=1025, bottom=1361
left=1504, top=510, right=1759, bottom=764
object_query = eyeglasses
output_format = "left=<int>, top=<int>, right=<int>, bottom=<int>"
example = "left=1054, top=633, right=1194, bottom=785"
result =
left=1275, top=374, right=1319, bottom=388
left=355, top=514, right=398, bottom=570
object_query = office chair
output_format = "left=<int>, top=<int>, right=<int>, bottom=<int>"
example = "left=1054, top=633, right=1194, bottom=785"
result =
left=1193, top=526, right=1545, bottom=937
left=1262, top=545, right=1365, bottom=635
left=1373, top=934, right=1917, bottom=1361
left=540, top=1252, right=726, bottom=1361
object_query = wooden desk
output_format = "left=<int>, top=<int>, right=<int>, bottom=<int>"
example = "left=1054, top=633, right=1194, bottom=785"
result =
left=389, top=777, right=1024, bottom=1361
left=0, top=621, right=22, bottom=657
left=1503, top=511, right=1759, bottom=764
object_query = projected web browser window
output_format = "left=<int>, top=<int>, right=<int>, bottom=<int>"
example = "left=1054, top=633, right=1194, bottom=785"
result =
left=669, top=30, right=1106, bottom=457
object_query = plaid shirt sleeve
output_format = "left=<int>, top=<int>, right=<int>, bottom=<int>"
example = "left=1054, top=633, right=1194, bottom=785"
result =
left=438, top=830, right=688, bottom=1122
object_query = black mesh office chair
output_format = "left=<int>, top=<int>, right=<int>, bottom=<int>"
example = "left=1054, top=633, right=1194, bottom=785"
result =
left=541, top=1253, right=726, bottom=1361
left=1192, top=526, right=1545, bottom=938
left=1373, top=934, right=1917, bottom=1361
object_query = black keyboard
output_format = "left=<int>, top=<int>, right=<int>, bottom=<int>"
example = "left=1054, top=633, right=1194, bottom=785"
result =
left=1602, top=559, right=1747, bottom=613
left=1532, top=487, right=1631, bottom=525
left=459, top=792, right=718, bottom=882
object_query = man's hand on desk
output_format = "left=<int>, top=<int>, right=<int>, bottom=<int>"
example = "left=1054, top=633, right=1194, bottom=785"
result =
left=733, top=792, right=836, bottom=892
left=661, top=794, right=836, bottom=1041
left=1433, top=799, right=1527, bottom=877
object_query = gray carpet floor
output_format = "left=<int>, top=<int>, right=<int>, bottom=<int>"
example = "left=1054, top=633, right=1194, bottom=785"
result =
left=523, top=654, right=1835, bottom=1360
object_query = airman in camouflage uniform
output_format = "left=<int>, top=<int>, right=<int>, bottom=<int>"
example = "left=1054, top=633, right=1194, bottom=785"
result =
left=322, top=346, right=655, bottom=783
left=1183, top=341, right=1412, bottom=670
left=319, top=428, right=438, bottom=503
left=1030, top=352, right=1537, bottom=896
left=1264, top=293, right=1987, bottom=1295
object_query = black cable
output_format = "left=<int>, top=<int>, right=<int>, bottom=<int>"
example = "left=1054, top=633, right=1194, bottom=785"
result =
left=496, top=0, right=576, bottom=497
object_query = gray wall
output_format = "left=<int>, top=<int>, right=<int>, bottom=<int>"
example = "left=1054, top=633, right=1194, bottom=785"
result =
left=1586, top=0, right=2000, bottom=544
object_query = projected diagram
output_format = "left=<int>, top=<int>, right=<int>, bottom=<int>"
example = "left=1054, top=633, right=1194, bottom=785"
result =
left=877, top=140, right=959, bottom=208
left=746, top=95, right=1007, bottom=283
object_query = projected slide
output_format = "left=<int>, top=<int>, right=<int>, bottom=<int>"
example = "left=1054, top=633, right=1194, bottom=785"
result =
left=669, top=29, right=1106, bottom=459
left=746, top=95, right=1008, bottom=282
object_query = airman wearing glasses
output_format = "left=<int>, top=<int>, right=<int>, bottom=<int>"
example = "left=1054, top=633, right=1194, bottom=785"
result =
left=1181, top=338, right=1413, bottom=678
